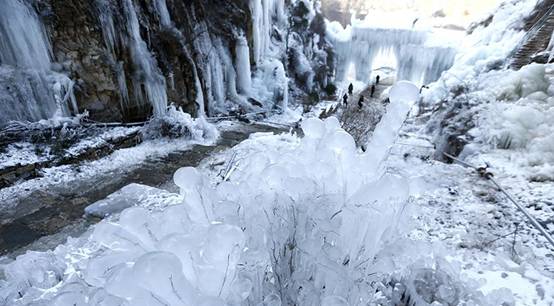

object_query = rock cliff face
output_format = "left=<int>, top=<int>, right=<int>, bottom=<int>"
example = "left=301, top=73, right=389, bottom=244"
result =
left=40, top=0, right=252, bottom=122
left=0, top=0, right=334, bottom=124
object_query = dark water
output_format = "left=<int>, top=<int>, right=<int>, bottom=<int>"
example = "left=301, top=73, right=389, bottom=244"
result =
left=0, top=123, right=286, bottom=257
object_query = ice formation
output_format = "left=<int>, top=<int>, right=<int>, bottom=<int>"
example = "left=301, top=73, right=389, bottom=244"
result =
left=0, top=96, right=422, bottom=305
left=0, top=0, right=78, bottom=125
left=122, top=0, right=168, bottom=117
left=251, top=59, right=289, bottom=111
left=326, top=22, right=456, bottom=85
left=154, top=0, right=172, bottom=28
left=0, top=0, right=51, bottom=70
left=364, top=81, right=419, bottom=171
left=235, top=36, right=253, bottom=96
left=463, top=63, right=554, bottom=181
left=249, top=0, right=286, bottom=65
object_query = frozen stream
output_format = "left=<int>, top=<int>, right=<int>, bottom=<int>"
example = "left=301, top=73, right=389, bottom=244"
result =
left=0, top=122, right=285, bottom=257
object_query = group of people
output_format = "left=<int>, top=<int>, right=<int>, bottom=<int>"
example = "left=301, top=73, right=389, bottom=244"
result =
left=342, top=75, right=381, bottom=110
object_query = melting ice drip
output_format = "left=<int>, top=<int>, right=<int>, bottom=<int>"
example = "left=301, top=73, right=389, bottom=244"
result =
left=0, top=0, right=77, bottom=125
left=329, top=27, right=456, bottom=85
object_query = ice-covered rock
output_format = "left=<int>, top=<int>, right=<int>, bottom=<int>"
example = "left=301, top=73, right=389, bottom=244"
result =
left=84, top=183, right=182, bottom=218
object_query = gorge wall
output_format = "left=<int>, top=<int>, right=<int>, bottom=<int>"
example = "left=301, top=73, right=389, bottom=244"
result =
left=0, top=0, right=335, bottom=125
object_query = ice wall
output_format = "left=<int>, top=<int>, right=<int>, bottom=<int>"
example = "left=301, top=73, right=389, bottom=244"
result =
left=397, top=45, right=457, bottom=85
left=188, top=0, right=289, bottom=115
left=191, top=25, right=248, bottom=114
left=328, top=24, right=456, bottom=85
left=0, top=0, right=77, bottom=125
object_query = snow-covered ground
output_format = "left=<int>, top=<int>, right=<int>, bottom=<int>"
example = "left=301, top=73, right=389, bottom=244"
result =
left=384, top=115, right=554, bottom=305
left=0, top=126, right=141, bottom=169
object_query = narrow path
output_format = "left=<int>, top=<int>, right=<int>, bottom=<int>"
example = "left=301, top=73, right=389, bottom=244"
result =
left=0, top=122, right=285, bottom=256
left=339, top=81, right=391, bottom=145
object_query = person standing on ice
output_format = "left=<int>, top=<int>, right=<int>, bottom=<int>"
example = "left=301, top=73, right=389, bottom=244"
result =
left=370, top=84, right=376, bottom=97
left=376, top=75, right=380, bottom=85
left=358, top=95, right=364, bottom=109
left=342, top=93, right=348, bottom=107
left=348, top=83, right=354, bottom=95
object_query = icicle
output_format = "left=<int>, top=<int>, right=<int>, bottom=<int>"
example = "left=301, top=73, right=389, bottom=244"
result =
left=154, top=0, right=172, bottom=28
left=235, top=35, right=252, bottom=95
left=122, top=0, right=168, bottom=117
left=249, top=0, right=284, bottom=65
left=250, top=0, right=265, bottom=65
left=96, top=0, right=118, bottom=57
left=217, top=39, right=246, bottom=107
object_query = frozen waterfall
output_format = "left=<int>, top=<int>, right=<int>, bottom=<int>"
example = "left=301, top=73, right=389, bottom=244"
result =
left=0, top=0, right=52, bottom=70
left=122, top=0, right=168, bottom=117
left=249, top=0, right=286, bottom=65
left=327, top=23, right=457, bottom=85
left=0, top=0, right=77, bottom=125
